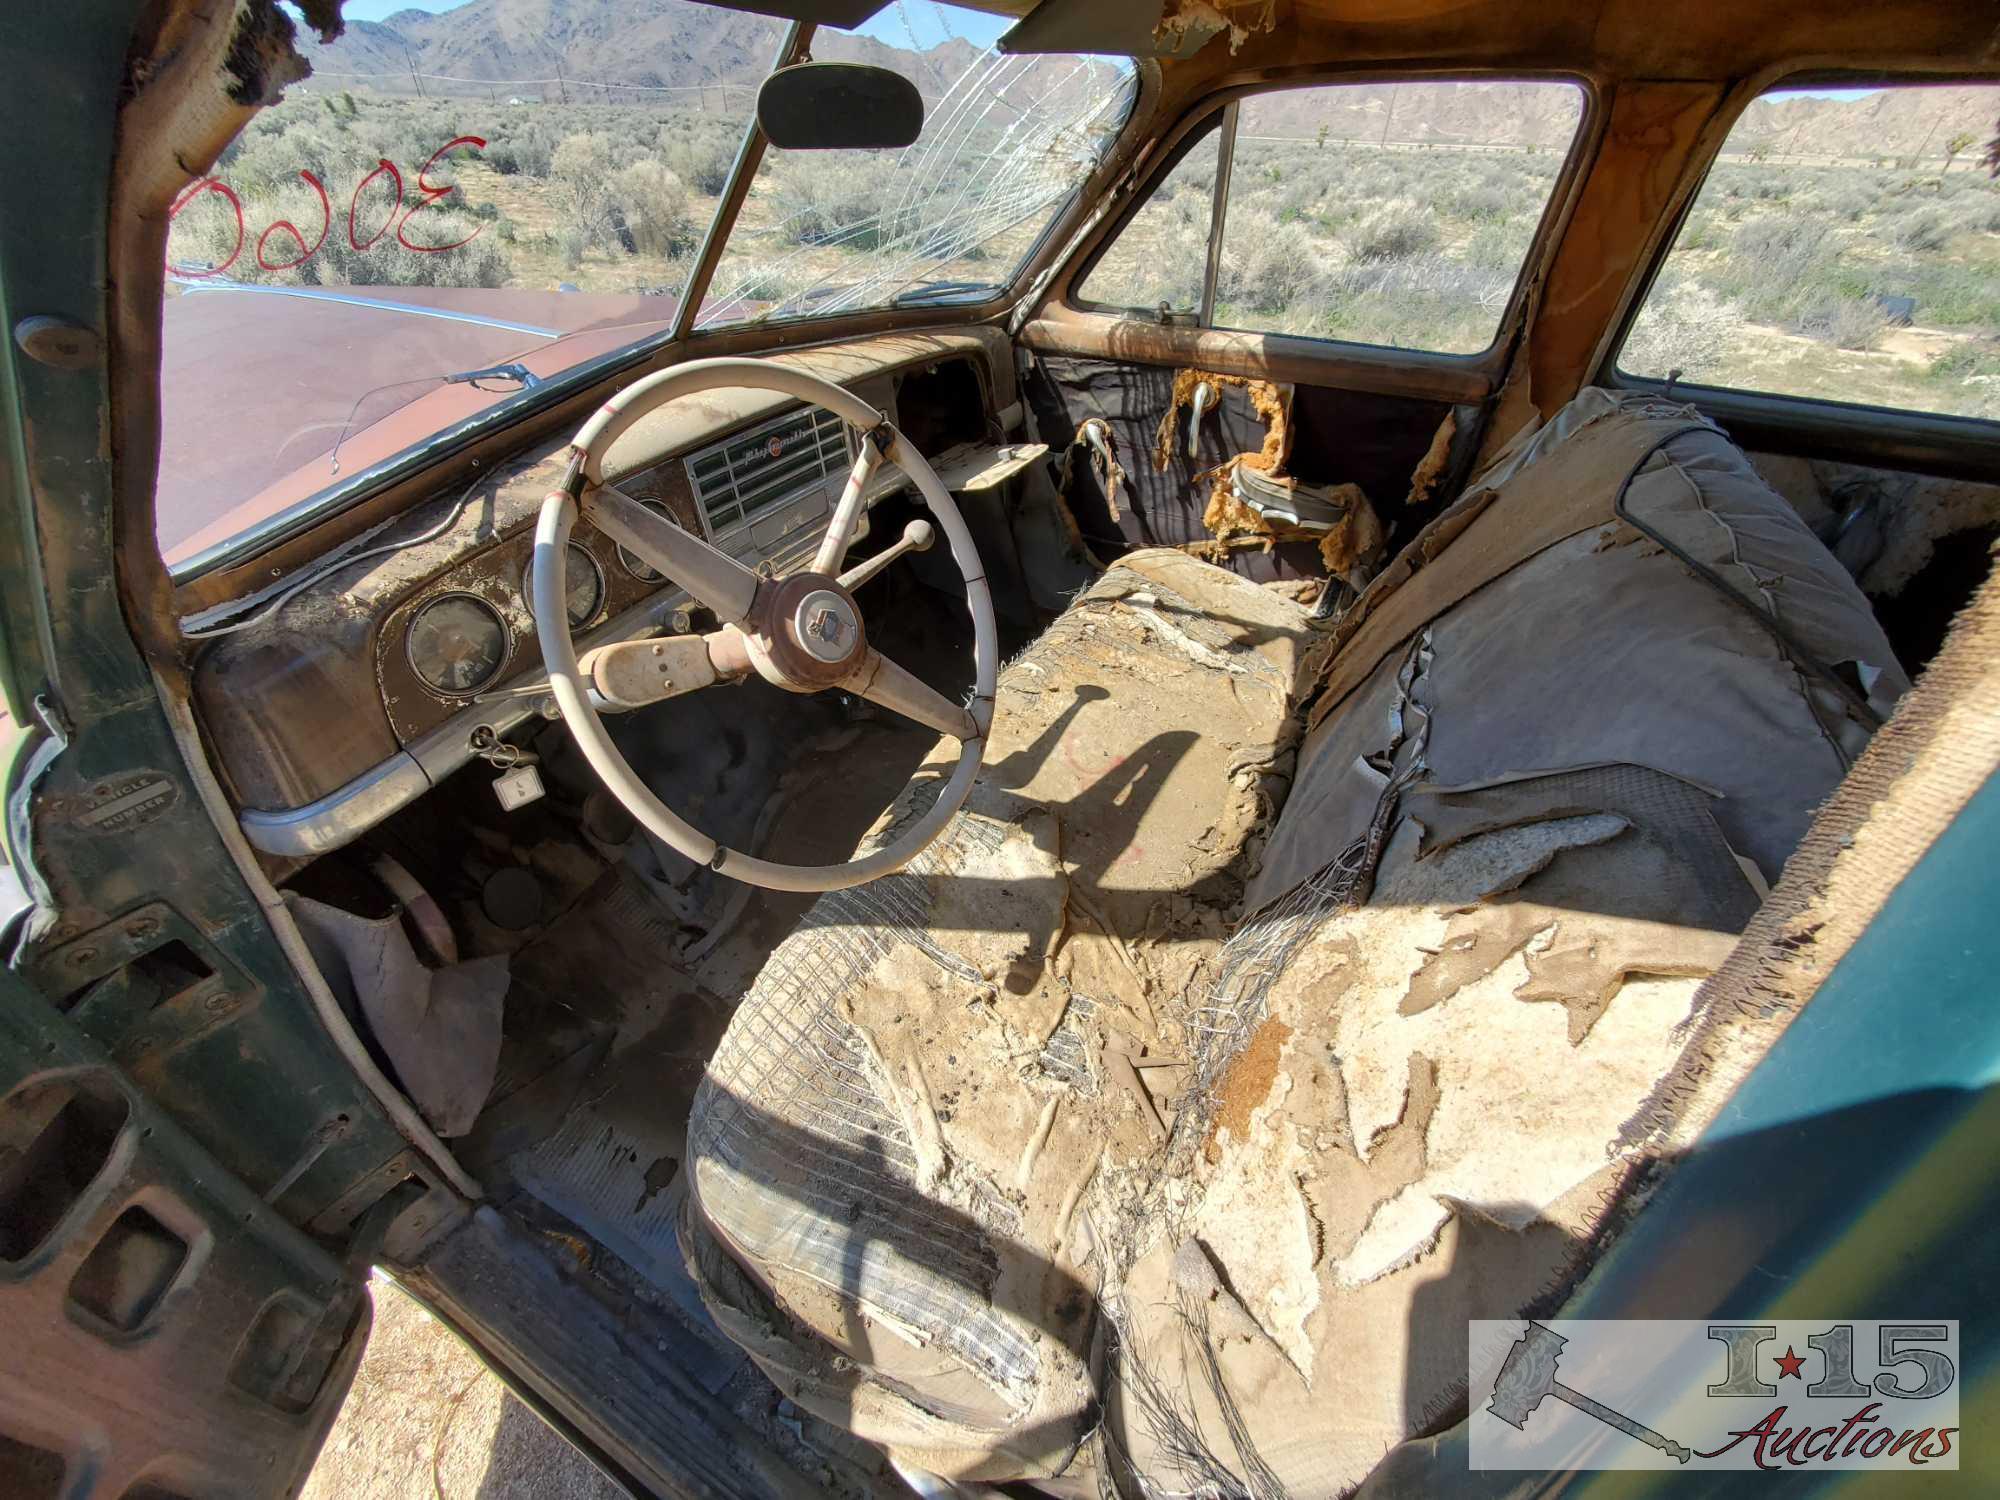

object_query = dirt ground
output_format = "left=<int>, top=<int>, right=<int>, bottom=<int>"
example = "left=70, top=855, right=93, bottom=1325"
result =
left=303, top=1274, right=627, bottom=1500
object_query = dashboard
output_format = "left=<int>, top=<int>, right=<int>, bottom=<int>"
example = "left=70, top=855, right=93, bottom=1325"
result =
left=192, top=331, right=1015, bottom=859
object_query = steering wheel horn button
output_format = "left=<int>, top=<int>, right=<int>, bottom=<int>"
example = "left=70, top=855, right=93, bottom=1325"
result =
left=795, top=589, right=861, bottom=664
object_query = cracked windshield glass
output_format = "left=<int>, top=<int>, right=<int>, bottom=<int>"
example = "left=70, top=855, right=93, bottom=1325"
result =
left=159, top=1, right=1134, bottom=575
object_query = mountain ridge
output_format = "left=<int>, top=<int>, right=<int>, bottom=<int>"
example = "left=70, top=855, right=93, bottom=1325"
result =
left=298, top=2, right=1992, bottom=166
left=299, top=0, right=979, bottom=97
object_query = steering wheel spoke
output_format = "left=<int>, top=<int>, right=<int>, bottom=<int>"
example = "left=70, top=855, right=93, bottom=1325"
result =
left=540, top=356, right=997, bottom=892
left=810, top=436, right=886, bottom=576
left=842, top=648, right=978, bottom=741
left=583, top=482, right=760, bottom=626
left=578, top=630, right=751, bottom=710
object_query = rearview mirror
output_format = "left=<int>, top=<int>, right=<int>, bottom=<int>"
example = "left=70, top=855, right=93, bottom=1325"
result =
left=757, top=63, right=923, bottom=150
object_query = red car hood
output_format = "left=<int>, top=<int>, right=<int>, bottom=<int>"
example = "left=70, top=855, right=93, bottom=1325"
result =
left=158, top=282, right=682, bottom=568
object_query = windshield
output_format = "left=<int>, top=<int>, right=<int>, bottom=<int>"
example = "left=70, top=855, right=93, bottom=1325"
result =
left=158, top=1, right=1134, bottom=577
left=699, top=17, right=1135, bottom=328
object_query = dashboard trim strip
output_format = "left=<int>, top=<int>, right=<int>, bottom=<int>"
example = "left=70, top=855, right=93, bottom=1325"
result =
left=240, top=751, right=432, bottom=858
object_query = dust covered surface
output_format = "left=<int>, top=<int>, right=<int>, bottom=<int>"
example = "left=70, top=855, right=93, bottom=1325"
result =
left=687, top=549, right=1319, bottom=1479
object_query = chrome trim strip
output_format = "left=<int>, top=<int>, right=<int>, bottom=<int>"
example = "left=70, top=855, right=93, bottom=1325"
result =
left=240, top=752, right=432, bottom=858
left=169, top=275, right=561, bottom=338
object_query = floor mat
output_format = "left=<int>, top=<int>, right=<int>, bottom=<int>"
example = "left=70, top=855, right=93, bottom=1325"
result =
left=506, top=1013, right=743, bottom=1395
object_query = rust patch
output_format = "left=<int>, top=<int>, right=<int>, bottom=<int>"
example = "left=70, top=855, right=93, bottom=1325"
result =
left=1205, top=1015, right=1292, bottom=1162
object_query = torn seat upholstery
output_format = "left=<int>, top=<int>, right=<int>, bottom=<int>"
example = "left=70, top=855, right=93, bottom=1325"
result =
left=680, top=392, right=1908, bottom=1492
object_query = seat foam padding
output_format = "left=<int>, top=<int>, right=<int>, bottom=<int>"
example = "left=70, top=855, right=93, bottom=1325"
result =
left=684, top=550, right=1317, bottom=1478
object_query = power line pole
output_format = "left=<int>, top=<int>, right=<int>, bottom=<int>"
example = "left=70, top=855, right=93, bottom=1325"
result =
left=402, top=41, right=425, bottom=99
left=554, top=56, right=569, bottom=104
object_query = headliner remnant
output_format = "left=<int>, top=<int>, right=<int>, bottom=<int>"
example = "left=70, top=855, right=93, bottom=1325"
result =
left=1156, top=0, right=1280, bottom=55
left=222, top=0, right=338, bottom=107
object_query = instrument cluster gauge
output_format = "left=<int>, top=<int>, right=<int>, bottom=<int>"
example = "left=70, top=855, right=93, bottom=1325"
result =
left=616, top=500, right=677, bottom=581
left=406, top=593, right=510, bottom=697
left=522, top=541, right=605, bottom=629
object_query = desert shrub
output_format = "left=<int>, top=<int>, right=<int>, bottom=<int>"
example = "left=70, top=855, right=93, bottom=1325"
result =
left=1350, top=205, right=1439, bottom=262
left=552, top=131, right=623, bottom=252
left=1928, top=340, right=2000, bottom=382
left=1618, top=276, right=1742, bottom=382
left=1893, top=209, right=1951, bottom=252
left=1793, top=295, right=1889, bottom=350
left=1311, top=252, right=1510, bottom=352
left=1819, top=181, right=1876, bottom=222
left=1898, top=262, right=2000, bottom=329
left=1447, top=181, right=1512, bottom=221
left=1167, top=187, right=1209, bottom=233
left=1273, top=178, right=1322, bottom=222
left=487, top=131, right=554, bottom=177
left=1677, top=208, right=1727, bottom=251
left=1730, top=214, right=1828, bottom=266
left=1221, top=213, right=1325, bottom=313
left=1460, top=220, right=1527, bottom=271
left=1720, top=216, right=1841, bottom=318
left=772, top=160, right=889, bottom=249
left=1954, top=192, right=2000, bottom=233
left=330, top=212, right=510, bottom=288
left=168, top=176, right=510, bottom=289
left=608, top=160, right=697, bottom=257
left=1080, top=189, right=1208, bottom=310
left=661, top=128, right=738, bottom=196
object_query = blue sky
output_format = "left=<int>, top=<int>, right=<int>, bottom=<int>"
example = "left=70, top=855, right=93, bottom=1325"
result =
left=326, top=0, right=1012, bottom=48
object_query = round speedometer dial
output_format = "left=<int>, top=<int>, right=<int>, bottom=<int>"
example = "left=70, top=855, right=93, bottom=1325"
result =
left=522, top=542, right=605, bottom=629
left=407, top=594, right=509, bottom=696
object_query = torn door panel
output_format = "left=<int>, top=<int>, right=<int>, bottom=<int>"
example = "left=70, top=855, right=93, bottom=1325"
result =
left=1024, top=353, right=1448, bottom=582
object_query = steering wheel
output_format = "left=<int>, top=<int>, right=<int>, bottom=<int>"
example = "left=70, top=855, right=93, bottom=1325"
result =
left=534, top=357, right=996, bottom=892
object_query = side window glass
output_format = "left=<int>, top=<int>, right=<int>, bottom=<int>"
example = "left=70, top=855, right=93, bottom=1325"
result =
left=1214, top=81, right=1584, bottom=353
left=1077, top=129, right=1220, bottom=316
left=1620, top=82, right=2000, bottom=423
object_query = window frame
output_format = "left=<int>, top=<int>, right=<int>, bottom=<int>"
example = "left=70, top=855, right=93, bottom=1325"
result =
left=1602, top=69, right=2000, bottom=475
left=1070, top=108, right=1229, bottom=322
left=1066, top=68, right=1601, bottom=366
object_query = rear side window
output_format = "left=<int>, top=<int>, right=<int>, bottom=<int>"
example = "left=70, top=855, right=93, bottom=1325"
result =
left=1619, top=82, right=2000, bottom=423
left=1214, top=81, right=1584, bottom=353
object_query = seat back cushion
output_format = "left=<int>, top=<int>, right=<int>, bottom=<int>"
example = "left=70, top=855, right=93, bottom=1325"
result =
left=1104, top=391, right=1908, bottom=1495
